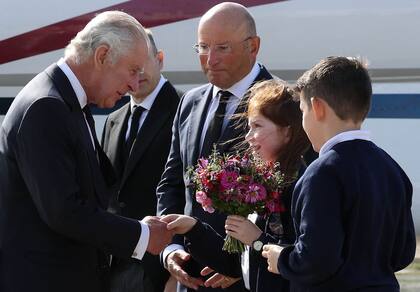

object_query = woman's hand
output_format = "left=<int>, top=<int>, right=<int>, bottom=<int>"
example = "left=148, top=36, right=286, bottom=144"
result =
left=161, top=214, right=197, bottom=234
left=225, top=215, right=263, bottom=246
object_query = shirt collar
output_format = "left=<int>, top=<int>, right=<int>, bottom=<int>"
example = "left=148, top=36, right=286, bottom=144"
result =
left=212, top=62, right=260, bottom=100
left=57, top=58, right=87, bottom=109
left=130, top=75, right=166, bottom=112
left=319, top=129, right=371, bottom=157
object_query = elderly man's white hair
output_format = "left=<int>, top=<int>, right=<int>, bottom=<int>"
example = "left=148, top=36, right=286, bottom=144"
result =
left=65, top=11, right=149, bottom=64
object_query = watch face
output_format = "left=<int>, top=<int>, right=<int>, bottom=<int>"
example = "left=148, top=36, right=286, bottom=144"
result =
left=253, top=240, right=263, bottom=251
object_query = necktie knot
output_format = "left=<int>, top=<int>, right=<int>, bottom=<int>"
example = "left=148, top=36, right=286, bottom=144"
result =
left=131, top=105, right=145, bottom=119
left=218, top=90, right=231, bottom=102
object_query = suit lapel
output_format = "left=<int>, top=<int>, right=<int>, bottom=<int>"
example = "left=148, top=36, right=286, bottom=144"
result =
left=106, top=104, right=130, bottom=176
left=120, top=82, right=173, bottom=186
left=46, top=64, right=111, bottom=208
left=188, top=85, right=213, bottom=165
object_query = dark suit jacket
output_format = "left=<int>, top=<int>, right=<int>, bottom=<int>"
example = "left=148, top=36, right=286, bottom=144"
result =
left=101, top=81, right=180, bottom=291
left=279, top=140, right=416, bottom=292
left=156, top=64, right=272, bottom=292
left=0, top=64, right=141, bottom=292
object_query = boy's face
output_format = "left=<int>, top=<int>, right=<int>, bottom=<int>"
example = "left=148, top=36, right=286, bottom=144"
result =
left=299, top=93, right=321, bottom=152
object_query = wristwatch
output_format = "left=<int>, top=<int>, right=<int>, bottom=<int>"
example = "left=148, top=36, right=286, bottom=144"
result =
left=252, top=239, right=264, bottom=251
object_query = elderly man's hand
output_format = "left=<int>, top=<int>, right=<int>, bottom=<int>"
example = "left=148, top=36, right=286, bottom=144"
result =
left=261, top=244, right=283, bottom=274
left=143, top=216, right=173, bottom=255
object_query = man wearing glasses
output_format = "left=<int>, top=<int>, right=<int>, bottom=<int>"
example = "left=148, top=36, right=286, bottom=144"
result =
left=157, top=2, right=272, bottom=292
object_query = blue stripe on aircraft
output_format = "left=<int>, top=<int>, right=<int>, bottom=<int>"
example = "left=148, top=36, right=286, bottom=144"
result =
left=1, top=94, right=420, bottom=118
left=369, top=94, right=420, bottom=118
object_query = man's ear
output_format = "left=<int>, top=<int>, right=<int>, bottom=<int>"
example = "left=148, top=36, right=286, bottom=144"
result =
left=248, top=36, right=260, bottom=57
left=311, top=97, right=326, bottom=121
left=94, top=45, right=110, bottom=67
left=156, top=50, right=164, bottom=70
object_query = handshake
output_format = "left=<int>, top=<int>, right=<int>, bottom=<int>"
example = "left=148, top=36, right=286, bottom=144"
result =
left=144, top=214, right=196, bottom=255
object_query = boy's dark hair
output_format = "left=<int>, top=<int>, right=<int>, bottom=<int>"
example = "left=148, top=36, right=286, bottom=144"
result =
left=296, top=56, right=372, bottom=122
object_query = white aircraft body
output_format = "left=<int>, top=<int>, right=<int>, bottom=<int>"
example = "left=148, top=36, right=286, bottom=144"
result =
left=1, top=0, right=420, bottom=232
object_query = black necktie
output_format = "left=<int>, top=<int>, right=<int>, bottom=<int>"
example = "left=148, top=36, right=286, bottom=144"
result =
left=83, top=105, right=117, bottom=187
left=82, top=105, right=100, bottom=151
left=125, top=105, right=145, bottom=159
left=201, top=90, right=231, bottom=157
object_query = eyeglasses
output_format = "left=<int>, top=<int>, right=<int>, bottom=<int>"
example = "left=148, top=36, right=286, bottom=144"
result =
left=193, top=37, right=253, bottom=55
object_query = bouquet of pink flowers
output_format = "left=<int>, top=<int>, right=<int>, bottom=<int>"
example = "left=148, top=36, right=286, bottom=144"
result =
left=188, top=150, right=286, bottom=253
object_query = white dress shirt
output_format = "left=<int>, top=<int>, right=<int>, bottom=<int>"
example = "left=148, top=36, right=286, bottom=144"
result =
left=56, top=58, right=149, bottom=261
left=125, top=75, right=166, bottom=140
left=242, top=213, right=258, bottom=290
left=319, top=129, right=371, bottom=157
left=199, top=62, right=261, bottom=153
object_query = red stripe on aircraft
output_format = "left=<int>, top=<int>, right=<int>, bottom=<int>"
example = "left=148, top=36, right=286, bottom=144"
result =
left=0, top=0, right=283, bottom=65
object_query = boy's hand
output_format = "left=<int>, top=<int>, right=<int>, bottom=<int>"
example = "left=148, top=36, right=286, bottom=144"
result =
left=261, top=244, right=283, bottom=274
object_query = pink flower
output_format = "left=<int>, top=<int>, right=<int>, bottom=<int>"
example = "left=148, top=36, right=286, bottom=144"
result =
left=245, top=183, right=267, bottom=203
left=196, top=191, right=215, bottom=213
left=220, top=171, right=239, bottom=191
left=196, top=191, right=208, bottom=204
left=198, top=158, right=209, bottom=168
left=202, top=198, right=215, bottom=213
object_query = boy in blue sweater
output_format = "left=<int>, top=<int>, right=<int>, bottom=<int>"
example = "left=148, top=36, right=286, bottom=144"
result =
left=262, top=56, right=416, bottom=291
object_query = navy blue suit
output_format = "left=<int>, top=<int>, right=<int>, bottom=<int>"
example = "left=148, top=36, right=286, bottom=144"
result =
left=278, top=140, right=416, bottom=292
left=0, top=64, right=141, bottom=292
left=156, top=64, right=272, bottom=292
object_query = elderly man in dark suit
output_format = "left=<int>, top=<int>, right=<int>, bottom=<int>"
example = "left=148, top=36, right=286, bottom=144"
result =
left=156, top=3, right=272, bottom=292
left=0, top=11, right=172, bottom=292
left=102, top=29, right=180, bottom=292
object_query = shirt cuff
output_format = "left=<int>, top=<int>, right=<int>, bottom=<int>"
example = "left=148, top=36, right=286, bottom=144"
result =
left=162, top=244, right=185, bottom=267
left=132, top=220, right=150, bottom=260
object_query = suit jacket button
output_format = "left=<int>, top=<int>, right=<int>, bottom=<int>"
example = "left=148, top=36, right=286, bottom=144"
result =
left=119, top=202, right=126, bottom=208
